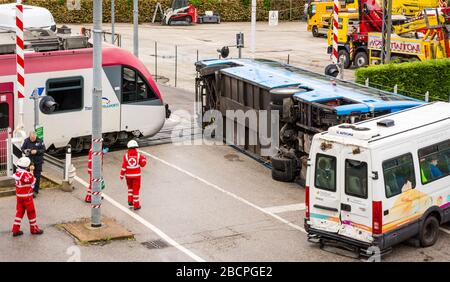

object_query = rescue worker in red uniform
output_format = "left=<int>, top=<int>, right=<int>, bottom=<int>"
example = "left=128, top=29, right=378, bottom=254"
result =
left=85, top=147, right=93, bottom=203
left=120, top=140, right=147, bottom=210
left=12, top=157, right=44, bottom=237
left=85, top=146, right=105, bottom=203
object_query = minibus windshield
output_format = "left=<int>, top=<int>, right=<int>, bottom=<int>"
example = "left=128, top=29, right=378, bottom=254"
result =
left=315, top=154, right=337, bottom=191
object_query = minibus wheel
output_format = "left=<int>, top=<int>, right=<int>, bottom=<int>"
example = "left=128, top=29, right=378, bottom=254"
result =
left=419, top=215, right=440, bottom=247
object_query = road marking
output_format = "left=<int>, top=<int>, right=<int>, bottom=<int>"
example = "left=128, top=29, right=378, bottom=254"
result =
left=440, top=227, right=450, bottom=236
left=74, top=176, right=205, bottom=262
left=263, top=203, right=306, bottom=214
left=139, top=150, right=307, bottom=234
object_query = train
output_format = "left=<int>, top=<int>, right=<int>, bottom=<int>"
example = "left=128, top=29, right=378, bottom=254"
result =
left=0, top=28, right=169, bottom=153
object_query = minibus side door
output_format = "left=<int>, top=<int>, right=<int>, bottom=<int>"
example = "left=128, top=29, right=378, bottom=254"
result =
left=380, top=152, right=420, bottom=239
left=338, top=146, right=373, bottom=243
left=308, top=141, right=342, bottom=233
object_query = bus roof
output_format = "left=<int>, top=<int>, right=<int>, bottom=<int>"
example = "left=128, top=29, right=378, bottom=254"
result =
left=321, top=102, right=450, bottom=147
left=196, top=58, right=425, bottom=115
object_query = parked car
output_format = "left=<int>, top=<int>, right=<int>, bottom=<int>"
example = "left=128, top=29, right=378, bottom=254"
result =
left=0, top=4, right=56, bottom=32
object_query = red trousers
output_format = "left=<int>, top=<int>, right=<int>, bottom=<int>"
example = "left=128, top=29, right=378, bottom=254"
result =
left=85, top=173, right=93, bottom=202
left=12, top=196, right=40, bottom=233
left=126, top=177, right=141, bottom=208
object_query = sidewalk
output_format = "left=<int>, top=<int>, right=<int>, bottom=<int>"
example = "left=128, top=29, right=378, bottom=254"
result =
left=0, top=178, right=192, bottom=262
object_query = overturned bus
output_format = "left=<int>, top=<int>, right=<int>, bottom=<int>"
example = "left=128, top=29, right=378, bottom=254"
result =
left=195, top=58, right=425, bottom=184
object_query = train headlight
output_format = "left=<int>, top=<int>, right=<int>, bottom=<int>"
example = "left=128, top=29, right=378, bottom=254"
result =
left=39, top=96, right=58, bottom=114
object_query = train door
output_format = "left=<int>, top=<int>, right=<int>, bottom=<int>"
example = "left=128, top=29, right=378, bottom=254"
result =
left=0, top=82, right=14, bottom=175
left=0, top=82, right=14, bottom=132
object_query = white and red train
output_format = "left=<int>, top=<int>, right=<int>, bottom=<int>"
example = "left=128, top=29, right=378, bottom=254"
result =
left=0, top=31, right=169, bottom=152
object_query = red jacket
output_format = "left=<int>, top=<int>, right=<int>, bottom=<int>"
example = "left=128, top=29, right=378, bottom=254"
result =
left=120, top=149, right=147, bottom=179
left=88, top=148, right=104, bottom=175
left=88, top=148, right=92, bottom=175
left=14, top=168, right=36, bottom=198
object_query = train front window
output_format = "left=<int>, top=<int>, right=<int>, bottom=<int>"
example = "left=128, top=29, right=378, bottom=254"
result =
left=122, top=67, right=157, bottom=103
left=137, top=76, right=148, bottom=101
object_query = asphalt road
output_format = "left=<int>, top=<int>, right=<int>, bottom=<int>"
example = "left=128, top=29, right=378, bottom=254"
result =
left=1, top=84, right=449, bottom=262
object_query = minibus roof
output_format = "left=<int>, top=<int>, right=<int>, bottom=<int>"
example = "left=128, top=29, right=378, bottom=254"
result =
left=320, top=102, right=450, bottom=147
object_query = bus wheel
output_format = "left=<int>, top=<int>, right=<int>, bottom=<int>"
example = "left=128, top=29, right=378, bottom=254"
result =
left=419, top=215, right=440, bottom=247
left=271, top=155, right=296, bottom=182
left=354, top=52, right=368, bottom=68
left=312, top=26, right=319, bottom=37
left=338, top=49, right=351, bottom=69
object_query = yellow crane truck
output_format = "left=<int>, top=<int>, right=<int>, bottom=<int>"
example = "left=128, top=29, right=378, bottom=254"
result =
left=309, top=0, right=439, bottom=38
left=325, top=0, right=447, bottom=68
left=307, top=0, right=358, bottom=37
left=368, top=8, right=450, bottom=64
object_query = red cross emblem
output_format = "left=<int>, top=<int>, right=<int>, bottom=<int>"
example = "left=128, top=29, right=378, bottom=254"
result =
left=128, top=157, right=137, bottom=167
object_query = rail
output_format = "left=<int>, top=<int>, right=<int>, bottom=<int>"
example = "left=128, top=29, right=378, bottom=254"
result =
left=44, top=153, right=65, bottom=171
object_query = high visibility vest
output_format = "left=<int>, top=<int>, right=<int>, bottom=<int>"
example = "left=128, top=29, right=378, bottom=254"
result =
left=421, top=168, right=428, bottom=183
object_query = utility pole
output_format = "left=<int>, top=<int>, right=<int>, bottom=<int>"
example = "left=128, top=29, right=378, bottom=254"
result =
left=111, top=0, right=115, bottom=45
left=250, top=0, right=256, bottom=55
left=133, top=0, right=139, bottom=57
left=381, top=0, right=393, bottom=64
left=91, top=0, right=103, bottom=228
left=289, top=0, right=292, bottom=21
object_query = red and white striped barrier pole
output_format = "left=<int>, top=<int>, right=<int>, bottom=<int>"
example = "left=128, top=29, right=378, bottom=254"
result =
left=14, top=0, right=26, bottom=138
left=332, top=0, right=339, bottom=65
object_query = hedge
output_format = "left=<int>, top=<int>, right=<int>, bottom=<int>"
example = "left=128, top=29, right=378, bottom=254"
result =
left=355, top=59, right=450, bottom=102
left=0, top=0, right=306, bottom=23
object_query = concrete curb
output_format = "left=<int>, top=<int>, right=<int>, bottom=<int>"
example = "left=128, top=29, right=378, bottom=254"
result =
left=0, top=188, right=15, bottom=198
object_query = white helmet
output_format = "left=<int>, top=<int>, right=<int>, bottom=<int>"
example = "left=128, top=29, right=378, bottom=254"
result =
left=17, top=157, right=31, bottom=168
left=127, top=140, right=139, bottom=148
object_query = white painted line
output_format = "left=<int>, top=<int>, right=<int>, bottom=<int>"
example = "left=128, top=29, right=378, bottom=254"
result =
left=139, top=150, right=307, bottom=234
left=263, top=203, right=306, bottom=214
left=74, top=176, right=205, bottom=262
left=440, top=227, right=450, bottom=236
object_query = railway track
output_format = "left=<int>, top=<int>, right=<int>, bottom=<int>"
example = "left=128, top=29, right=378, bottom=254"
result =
left=46, top=116, right=272, bottom=172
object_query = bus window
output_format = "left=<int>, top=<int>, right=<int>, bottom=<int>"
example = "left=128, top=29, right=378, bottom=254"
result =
left=345, top=159, right=368, bottom=198
left=383, top=154, right=416, bottom=198
left=419, top=139, right=450, bottom=184
left=315, top=154, right=337, bottom=192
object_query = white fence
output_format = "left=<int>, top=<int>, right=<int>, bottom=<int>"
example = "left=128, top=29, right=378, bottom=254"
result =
left=0, top=128, right=13, bottom=179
